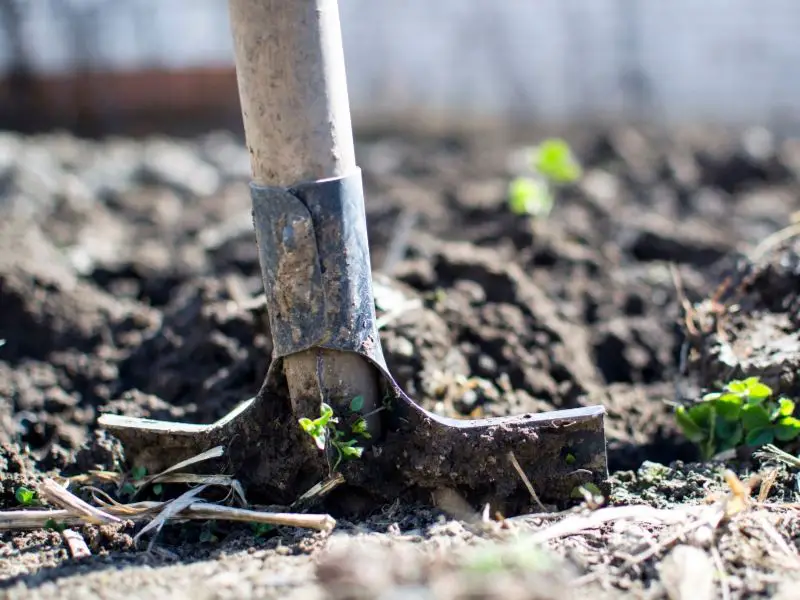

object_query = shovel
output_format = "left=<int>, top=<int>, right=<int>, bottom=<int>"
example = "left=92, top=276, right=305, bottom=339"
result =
left=99, top=0, right=607, bottom=512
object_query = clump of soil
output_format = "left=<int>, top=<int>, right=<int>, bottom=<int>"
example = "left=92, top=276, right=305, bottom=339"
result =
left=1, top=125, right=800, bottom=598
left=684, top=235, right=800, bottom=400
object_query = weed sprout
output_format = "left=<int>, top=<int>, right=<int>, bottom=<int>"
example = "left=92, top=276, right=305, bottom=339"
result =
left=675, top=376, right=800, bottom=458
left=508, top=138, right=582, bottom=218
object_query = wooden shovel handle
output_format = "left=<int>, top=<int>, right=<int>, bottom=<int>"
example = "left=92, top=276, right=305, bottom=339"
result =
left=228, top=0, right=357, bottom=185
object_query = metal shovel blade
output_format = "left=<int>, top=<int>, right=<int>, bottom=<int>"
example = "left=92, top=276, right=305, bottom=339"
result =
left=100, top=170, right=607, bottom=512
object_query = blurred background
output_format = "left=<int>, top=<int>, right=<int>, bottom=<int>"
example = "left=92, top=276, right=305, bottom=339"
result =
left=3, top=0, right=800, bottom=136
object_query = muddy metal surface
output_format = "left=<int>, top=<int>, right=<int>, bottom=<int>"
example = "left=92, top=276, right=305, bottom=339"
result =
left=1, top=126, right=800, bottom=598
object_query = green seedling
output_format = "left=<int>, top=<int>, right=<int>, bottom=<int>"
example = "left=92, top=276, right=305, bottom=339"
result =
left=44, top=518, right=67, bottom=533
left=119, top=465, right=149, bottom=498
left=350, top=417, right=371, bottom=439
left=299, top=403, right=335, bottom=450
left=508, top=177, right=553, bottom=218
left=299, top=400, right=368, bottom=471
left=250, top=522, right=275, bottom=538
left=676, top=377, right=800, bottom=459
left=15, top=486, right=36, bottom=506
left=508, top=138, right=582, bottom=218
left=532, top=138, right=583, bottom=183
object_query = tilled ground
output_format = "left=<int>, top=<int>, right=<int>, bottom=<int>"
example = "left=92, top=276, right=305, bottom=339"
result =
left=1, top=125, right=799, bottom=599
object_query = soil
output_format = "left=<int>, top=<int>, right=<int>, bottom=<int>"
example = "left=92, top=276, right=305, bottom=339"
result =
left=1, top=124, right=799, bottom=598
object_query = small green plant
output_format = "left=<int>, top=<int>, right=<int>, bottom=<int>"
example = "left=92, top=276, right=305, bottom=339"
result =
left=508, top=177, right=552, bottom=218
left=350, top=417, right=370, bottom=438
left=44, top=518, right=67, bottom=533
left=250, top=522, right=275, bottom=538
left=676, top=377, right=800, bottom=459
left=299, top=400, right=370, bottom=471
left=15, top=486, right=36, bottom=506
left=120, top=465, right=148, bottom=497
left=533, top=138, right=583, bottom=183
left=507, top=138, right=582, bottom=218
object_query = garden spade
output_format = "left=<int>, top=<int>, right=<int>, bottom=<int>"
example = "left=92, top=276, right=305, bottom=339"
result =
left=99, top=0, right=607, bottom=511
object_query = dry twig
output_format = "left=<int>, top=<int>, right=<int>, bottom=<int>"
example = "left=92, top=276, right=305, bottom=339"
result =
left=293, top=472, right=345, bottom=509
left=38, top=478, right=122, bottom=525
left=0, top=501, right=336, bottom=533
left=749, top=221, right=800, bottom=263
left=134, top=484, right=211, bottom=547
left=134, top=445, right=225, bottom=493
left=507, top=451, right=547, bottom=511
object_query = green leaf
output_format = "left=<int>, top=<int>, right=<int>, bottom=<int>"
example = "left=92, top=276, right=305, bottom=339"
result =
left=349, top=396, right=365, bottom=412
left=131, top=465, right=147, bottom=481
left=745, top=427, right=775, bottom=447
left=351, top=417, right=371, bottom=438
left=688, top=402, right=714, bottom=430
left=701, top=438, right=717, bottom=460
left=311, top=431, right=327, bottom=450
left=507, top=177, right=553, bottom=217
left=743, top=379, right=772, bottom=401
left=775, top=416, right=800, bottom=441
left=727, top=380, right=748, bottom=394
left=44, top=518, right=66, bottom=533
left=582, top=482, right=602, bottom=496
left=701, top=392, right=722, bottom=401
left=152, top=483, right=163, bottom=495
left=675, top=406, right=706, bottom=442
left=715, top=393, right=744, bottom=421
left=776, top=398, right=795, bottom=418
left=298, top=417, right=315, bottom=434
left=121, top=482, right=136, bottom=497
left=318, top=403, right=334, bottom=427
left=532, top=139, right=582, bottom=184
left=339, top=445, right=364, bottom=460
left=565, top=453, right=576, bottom=465
left=714, top=420, right=743, bottom=449
left=741, top=404, right=772, bottom=431
left=15, top=486, right=35, bottom=506
left=250, top=522, right=275, bottom=537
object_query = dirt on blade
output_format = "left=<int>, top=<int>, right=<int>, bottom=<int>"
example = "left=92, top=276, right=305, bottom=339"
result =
left=1, top=125, right=800, bottom=599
